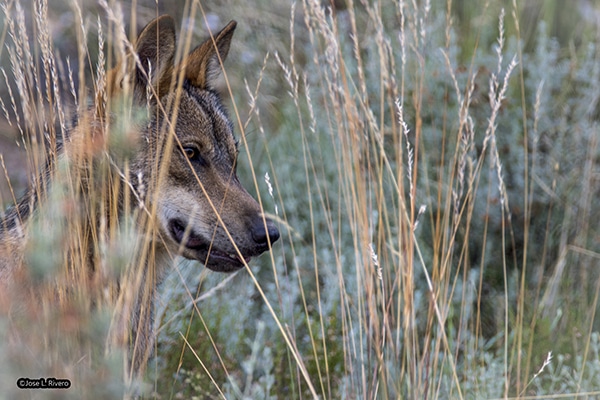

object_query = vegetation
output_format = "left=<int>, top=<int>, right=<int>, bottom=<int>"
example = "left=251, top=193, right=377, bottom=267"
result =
left=0, top=0, right=599, bottom=398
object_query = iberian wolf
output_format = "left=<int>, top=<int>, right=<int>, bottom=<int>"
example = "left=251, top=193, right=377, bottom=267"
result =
left=0, top=15, right=279, bottom=378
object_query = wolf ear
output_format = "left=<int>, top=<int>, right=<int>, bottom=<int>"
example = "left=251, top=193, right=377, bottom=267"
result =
left=182, top=21, right=236, bottom=89
left=133, top=15, right=177, bottom=98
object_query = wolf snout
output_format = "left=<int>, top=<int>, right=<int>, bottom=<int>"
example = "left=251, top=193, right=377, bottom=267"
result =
left=250, top=218, right=280, bottom=250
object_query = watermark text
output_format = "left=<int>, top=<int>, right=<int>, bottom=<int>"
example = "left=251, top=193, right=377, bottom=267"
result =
left=17, top=377, right=71, bottom=389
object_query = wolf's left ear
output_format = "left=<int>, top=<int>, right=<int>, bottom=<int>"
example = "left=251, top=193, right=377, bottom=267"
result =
left=182, top=21, right=237, bottom=89
left=134, top=15, right=177, bottom=98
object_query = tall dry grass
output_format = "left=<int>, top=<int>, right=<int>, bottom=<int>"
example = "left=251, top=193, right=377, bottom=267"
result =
left=0, top=0, right=599, bottom=399
left=0, top=0, right=130, bottom=397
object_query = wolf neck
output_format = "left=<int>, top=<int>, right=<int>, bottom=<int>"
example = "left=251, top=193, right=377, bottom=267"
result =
left=0, top=135, right=172, bottom=287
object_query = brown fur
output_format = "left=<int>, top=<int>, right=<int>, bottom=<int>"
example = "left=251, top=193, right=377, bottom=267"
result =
left=0, top=15, right=279, bottom=380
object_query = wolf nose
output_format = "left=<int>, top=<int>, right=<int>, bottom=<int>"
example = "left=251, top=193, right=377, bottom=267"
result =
left=251, top=218, right=280, bottom=247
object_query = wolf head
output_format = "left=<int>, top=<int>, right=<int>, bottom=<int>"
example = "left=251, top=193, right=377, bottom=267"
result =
left=108, top=16, right=279, bottom=272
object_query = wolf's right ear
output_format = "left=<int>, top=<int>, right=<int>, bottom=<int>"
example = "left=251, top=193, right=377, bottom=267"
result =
left=182, top=20, right=237, bottom=90
left=133, top=15, right=177, bottom=100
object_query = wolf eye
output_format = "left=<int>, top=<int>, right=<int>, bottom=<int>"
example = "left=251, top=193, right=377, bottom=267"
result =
left=184, top=147, right=197, bottom=159
left=182, top=146, right=206, bottom=166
